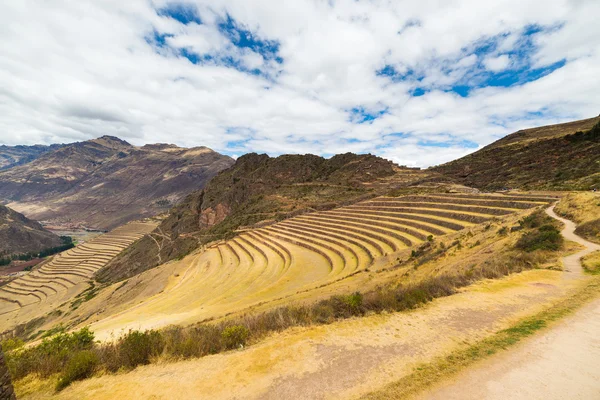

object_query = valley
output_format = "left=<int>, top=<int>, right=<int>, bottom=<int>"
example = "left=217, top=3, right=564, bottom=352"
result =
left=0, top=117, right=599, bottom=399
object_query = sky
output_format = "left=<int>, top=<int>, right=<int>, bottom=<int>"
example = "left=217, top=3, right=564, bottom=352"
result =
left=0, top=0, right=599, bottom=167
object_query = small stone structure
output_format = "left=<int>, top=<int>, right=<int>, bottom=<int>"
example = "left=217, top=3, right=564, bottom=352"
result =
left=0, top=344, right=16, bottom=400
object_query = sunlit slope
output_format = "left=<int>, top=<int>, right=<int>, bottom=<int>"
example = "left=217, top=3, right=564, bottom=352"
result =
left=88, top=193, right=555, bottom=338
left=0, top=222, right=156, bottom=314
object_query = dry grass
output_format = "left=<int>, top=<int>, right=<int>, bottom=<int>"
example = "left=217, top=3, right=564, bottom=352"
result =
left=581, top=251, right=600, bottom=275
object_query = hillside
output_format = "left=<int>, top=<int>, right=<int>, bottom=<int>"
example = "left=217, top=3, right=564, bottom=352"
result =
left=0, top=136, right=234, bottom=230
left=0, top=143, right=64, bottom=170
left=433, top=116, right=600, bottom=190
left=97, top=152, right=436, bottom=283
left=0, top=205, right=62, bottom=256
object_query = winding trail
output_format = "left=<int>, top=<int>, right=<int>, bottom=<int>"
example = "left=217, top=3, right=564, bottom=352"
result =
left=420, top=204, right=600, bottom=400
left=545, top=204, right=600, bottom=278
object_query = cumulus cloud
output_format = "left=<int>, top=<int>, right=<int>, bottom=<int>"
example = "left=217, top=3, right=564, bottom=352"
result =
left=0, top=0, right=598, bottom=167
left=483, top=55, right=512, bottom=71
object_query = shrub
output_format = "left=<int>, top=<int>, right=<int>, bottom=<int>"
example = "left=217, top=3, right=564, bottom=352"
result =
left=1, top=337, right=24, bottom=352
left=516, top=225, right=563, bottom=252
left=221, top=325, right=250, bottom=349
left=56, top=350, right=99, bottom=391
left=162, top=325, right=223, bottom=358
left=344, top=292, right=363, bottom=310
left=6, top=327, right=95, bottom=380
left=116, top=330, right=165, bottom=369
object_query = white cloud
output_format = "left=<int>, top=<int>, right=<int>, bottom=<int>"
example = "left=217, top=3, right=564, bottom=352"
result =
left=483, top=54, right=512, bottom=71
left=0, top=0, right=598, bottom=168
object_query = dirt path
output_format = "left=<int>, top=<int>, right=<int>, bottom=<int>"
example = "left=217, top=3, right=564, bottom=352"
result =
left=419, top=298, right=600, bottom=400
left=419, top=205, right=600, bottom=400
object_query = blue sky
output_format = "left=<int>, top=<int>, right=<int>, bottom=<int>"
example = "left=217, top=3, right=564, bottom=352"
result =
left=0, top=0, right=599, bottom=167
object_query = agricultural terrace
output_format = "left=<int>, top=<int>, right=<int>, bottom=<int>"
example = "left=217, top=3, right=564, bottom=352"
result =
left=0, top=222, right=156, bottom=313
left=88, top=193, right=557, bottom=337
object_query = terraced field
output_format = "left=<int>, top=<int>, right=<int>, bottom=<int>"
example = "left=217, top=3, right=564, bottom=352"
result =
left=0, top=222, right=157, bottom=312
left=87, top=193, right=558, bottom=338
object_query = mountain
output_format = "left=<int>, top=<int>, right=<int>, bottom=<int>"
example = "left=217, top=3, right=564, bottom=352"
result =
left=0, top=136, right=234, bottom=230
left=433, top=116, right=600, bottom=190
left=0, top=143, right=65, bottom=170
left=0, top=205, right=62, bottom=255
left=97, top=152, right=434, bottom=283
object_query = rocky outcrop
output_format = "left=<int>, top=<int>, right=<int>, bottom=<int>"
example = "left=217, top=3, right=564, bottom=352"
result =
left=199, top=204, right=231, bottom=227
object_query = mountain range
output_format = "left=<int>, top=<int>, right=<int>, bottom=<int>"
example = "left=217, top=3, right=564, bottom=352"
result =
left=0, top=136, right=234, bottom=230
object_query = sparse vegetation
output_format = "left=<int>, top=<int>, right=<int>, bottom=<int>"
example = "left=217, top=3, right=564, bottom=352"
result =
left=433, top=117, right=600, bottom=190
left=581, top=251, right=600, bottom=275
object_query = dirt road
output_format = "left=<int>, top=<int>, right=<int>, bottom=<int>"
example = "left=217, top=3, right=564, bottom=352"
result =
left=420, top=205, right=600, bottom=400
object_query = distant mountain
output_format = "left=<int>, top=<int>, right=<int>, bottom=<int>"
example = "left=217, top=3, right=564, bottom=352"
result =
left=0, top=136, right=234, bottom=230
left=433, top=116, right=600, bottom=190
left=0, top=205, right=62, bottom=255
left=97, top=152, right=434, bottom=283
left=0, top=143, right=65, bottom=170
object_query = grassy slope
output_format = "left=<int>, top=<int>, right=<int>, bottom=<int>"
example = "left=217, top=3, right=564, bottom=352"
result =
left=97, top=153, right=431, bottom=283
left=433, top=117, right=600, bottom=190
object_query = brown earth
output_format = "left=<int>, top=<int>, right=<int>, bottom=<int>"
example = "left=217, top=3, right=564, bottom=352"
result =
left=0, top=143, right=64, bottom=170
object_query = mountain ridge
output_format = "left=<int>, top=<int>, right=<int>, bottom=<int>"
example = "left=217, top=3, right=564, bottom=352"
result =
left=0, top=136, right=235, bottom=230
left=433, top=116, right=600, bottom=190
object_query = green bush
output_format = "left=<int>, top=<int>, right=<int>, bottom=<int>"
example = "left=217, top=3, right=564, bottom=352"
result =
left=344, top=292, right=363, bottom=310
left=1, top=337, right=24, bottom=352
left=6, top=327, right=95, bottom=380
left=116, top=330, right=165, bottom=368
left=516, top=225, right=563, bottom=252
left=56, top=350, right=99, bottom=391
left=221, top=325, right=250, bottom=349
